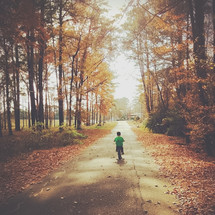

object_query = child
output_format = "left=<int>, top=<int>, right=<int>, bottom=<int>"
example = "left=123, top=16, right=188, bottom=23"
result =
left=114, top=131, right=125, bottom=160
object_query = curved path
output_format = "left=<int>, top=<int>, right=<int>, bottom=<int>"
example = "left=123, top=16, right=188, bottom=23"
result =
left=0, top=121, right=180, bottom=215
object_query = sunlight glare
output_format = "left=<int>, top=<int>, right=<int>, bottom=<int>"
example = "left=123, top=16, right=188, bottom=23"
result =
left=106, top=0, right=140, bottom=102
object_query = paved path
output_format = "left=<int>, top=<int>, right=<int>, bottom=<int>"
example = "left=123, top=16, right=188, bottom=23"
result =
left=0, top=121, right=180, bottom=215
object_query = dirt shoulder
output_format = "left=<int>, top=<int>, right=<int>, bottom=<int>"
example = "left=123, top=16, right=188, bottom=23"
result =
left=0, top=129, right=110, bottom=203
left=133, top=127, right=215, bottom=215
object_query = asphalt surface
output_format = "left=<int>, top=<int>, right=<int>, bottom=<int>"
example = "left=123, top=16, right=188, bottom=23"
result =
left=0, top=121, right=180, bottom=215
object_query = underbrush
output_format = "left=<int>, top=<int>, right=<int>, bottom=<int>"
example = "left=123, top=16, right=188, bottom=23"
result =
left=0, top=127, right=87, bottom=161
left=146, top=108, right=186, bottom=137
left=0, top=122, right=117, bottom=161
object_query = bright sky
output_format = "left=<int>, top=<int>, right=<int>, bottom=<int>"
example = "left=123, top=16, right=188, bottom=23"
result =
left=105, top=0, right=140, bottom=102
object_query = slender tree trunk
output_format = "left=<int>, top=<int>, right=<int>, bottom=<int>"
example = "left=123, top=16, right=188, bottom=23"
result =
left=151, top=61, right=165, bottom=108
left=15, top=45, right=20, bottom=131
left=92, top=103, right=94, bottom=125
left=38, top=1, right=45, bottom=125
left=76, top=71, right=83, bottom=130
left=54, top=106, right=56, bottom=127
left=69, top=64, right=74, bottom=126
left=49, top=106, right=52, bottom=128
left=69, top=37, right=81, bottom=126
left=3, top=38, right=13, bottom=135
left=137, top=37, right=151, bottom=115
left=76, top=29, right=89, bottom=129
left=58, top=0, right=64, bottom=127
left=0, top=91, right=2, bottom=137
left=48, top=94, right=52, bottom=127
left=3, top=89, right=6, bottom=130
left=74, top=67, right=78, bottom=128
left=12, top=47, right=17, bottom=129
left=75, top=92, right=78, bottom=129
left=45, top=64, right=49, bottom=129
left=77, top=94, right=82, bottom=130
left=28, top=91, right=31, bottom=128
left=0, top=111, right=2, bottom=137
left=213, top=0, right=215, bottom=104
left=98, top=100, right=102, bottom=126
left=145, top=39, right=153, bottom=112
left=86, top=90, right=90, bottom=126
left=63, top=70, right=69, bottom=126
left=12, top=44, right=20, bottom=131
left=22, top=107, right=24, bottom=128
left=27, top=30, right=37, bottom=126
left=3, top=89, right=7, bottom=130
left=95, top=95, right=98, bottom=124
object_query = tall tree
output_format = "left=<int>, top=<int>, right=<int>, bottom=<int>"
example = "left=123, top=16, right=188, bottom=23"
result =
left=58, top=0, right=64, bottom=127
left=189, top=0, right=208, bottom=105
left=14, top=45, right=20, bottom=131
left=37, top=0, right=46, bottom=125
left=3, top=38, right=13, bottom=135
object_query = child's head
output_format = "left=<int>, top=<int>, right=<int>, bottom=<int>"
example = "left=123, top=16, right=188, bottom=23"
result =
left=117, top=131, right=121, bottom=136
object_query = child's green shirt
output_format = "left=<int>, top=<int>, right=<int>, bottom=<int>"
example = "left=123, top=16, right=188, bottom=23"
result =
left=114, top=136, right=124, bottom=146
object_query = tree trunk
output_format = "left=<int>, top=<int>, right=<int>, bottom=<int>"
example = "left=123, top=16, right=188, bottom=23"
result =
left=27, top=30, right=37, bottom=126
left=137, top=38, right=151, bottom=115
left=98, top=101, right=102, bottom=126
left=0, top=111, right=2, bottom=137
left=77, top=94, right=82, bottom=130
left=145, top=39, right=154, bottom=112
left=45, top=64, right=49, bottom=129
left=86, top=90, right=90, bottom=126
left=0, top=91, right=2, bottom=137
left=69, top=36, right=81, bottom=126
left=91, top=102, right=94, bottom=125
left=28, top=92, right=31, bottom=128
left=3, top=38, right=13, bottom=135
left=76, top=70, right=83, bottom=130
left=151, top=61, right=165, bottom=108
left=38, top=1, right=45, bottom=125
left=189, top=0, right=208, bottom=105
left=69, top=63, right=74, bottom=126
left=213, top=0, right=215, bottom=104
left=58, top=0, right=64, bottom=127
left=14, top=45, right=20, bottom=131
left=54, top=106, right=56, bottom=127
left=95, top=94, right=98, bottom=124
left=3, top=89, right=6, bottom=130
left=63, top=70, right=69, bottom=126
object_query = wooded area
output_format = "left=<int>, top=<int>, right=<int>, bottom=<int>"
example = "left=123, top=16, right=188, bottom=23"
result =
left=122, top=0, right=215, bottom=155
left=0, top=0, right=115, bottom=134
left=0, top=0, right=215, bottom=155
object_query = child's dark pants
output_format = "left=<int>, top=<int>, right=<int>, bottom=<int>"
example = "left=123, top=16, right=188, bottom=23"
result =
left=116, top=146, right=124, bottom=153
left=116, top=146, right=123, bottom=159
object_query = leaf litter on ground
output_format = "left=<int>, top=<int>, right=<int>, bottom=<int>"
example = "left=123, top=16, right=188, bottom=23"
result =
left=0, top=129, right=110, bottom=203
left=133, top=128, right=215, bottom=215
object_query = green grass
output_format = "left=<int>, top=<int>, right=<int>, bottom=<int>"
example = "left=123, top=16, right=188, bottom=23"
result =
left=0, top=121, right=117, bottom=161
left=0, top=126, right=87, bottom=161
left=82, top=121, right=117, bottom=130
left=129, top=120, right=151, bottom=132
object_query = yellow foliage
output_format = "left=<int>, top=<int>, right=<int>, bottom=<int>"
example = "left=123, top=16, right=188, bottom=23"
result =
left=153, top=45, right=172, bottom=55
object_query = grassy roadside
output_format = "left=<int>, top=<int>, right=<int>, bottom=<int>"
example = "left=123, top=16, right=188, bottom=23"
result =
left=0, top=122, right=117, bottom=203
left=0, top=122, right=117, bottom=161
left=132, top=125, right=215, bottom=215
